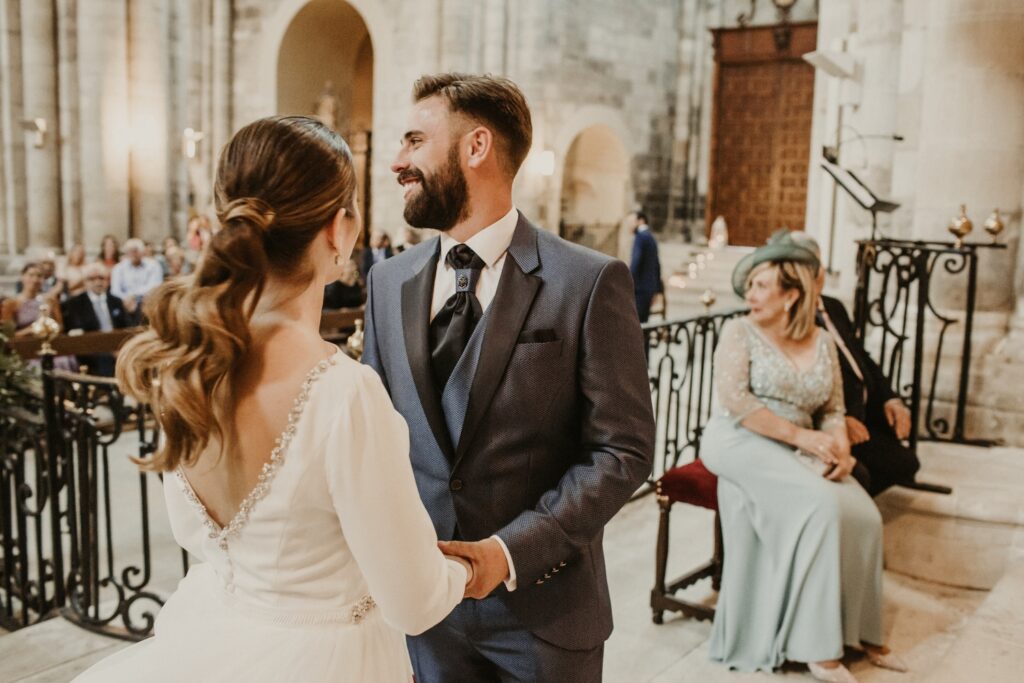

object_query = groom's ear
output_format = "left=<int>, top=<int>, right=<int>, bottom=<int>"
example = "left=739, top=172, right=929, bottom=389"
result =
left=464, top=126, right=494, bottom=171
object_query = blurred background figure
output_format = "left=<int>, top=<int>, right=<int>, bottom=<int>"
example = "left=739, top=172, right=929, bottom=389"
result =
left=360, top=229, right=392, bottom=278
left=2, top=263, right=63, bottom=335
left=395, top=226, right=423, bottom=254
left=629, top=211, right=663, bottom=323
left=323, top=258, right=365, bottom=310
left=110, top=238, right=162, bottom=324
left=163, top=246, right=192, bottom=279
left=58, top=243, right=88, bottom=296
left=98, top=235, right=121, bottom=271
left=186, top=214, right=212, bottom=253
left=62, top=263, right=132, bottom=376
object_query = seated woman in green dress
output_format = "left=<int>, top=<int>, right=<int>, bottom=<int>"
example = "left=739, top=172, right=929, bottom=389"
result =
left=700, top=237, right=906, bottom=682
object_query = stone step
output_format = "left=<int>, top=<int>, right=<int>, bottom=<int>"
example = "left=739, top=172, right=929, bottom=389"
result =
left=878, top=442, right=1024, bottom=590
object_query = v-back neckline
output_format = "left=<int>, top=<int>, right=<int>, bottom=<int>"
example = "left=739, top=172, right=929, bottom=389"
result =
left=175, top=350, right=341, bottom=550
left=743, top=318, right=823, bottom=375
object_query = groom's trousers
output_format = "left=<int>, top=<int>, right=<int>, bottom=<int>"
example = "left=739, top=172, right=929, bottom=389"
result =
left=407, top=593, right=603, bottom=682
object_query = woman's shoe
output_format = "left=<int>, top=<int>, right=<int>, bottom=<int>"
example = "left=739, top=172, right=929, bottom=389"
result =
left=808, top=661, right=858, bottom=683
left=865, top=648, right=909, bottom=672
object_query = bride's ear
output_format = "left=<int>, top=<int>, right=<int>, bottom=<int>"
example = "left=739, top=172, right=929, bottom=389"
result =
left=325, top=206, right=349, bottom=252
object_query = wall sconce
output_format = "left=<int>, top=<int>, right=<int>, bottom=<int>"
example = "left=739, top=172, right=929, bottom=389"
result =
left=21, top=118, right=47, bottom=148
left=182, top=127, right=205, bottom=159
left=537, top=150, right=555, bottom=176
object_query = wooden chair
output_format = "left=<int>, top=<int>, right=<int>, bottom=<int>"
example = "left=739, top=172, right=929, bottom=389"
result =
left=650, top=457, right=722, bottom=623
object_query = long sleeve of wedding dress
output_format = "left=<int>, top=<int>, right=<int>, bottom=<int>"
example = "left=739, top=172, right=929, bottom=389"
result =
left=325, top=364, right=468, bottom=636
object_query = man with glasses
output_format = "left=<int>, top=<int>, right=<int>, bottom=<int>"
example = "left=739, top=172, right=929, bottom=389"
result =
left=62, top=263, right=132, bottom=376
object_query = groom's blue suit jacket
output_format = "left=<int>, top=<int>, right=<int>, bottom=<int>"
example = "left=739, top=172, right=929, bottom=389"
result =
left=362, top=213, right=654, bottom=650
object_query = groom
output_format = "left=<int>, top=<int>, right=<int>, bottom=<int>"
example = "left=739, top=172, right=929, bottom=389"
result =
left=362, top=73, right=654, bottom=681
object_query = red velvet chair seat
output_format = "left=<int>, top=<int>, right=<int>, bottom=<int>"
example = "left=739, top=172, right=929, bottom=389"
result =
left=658, top=459, right=718, bottom=510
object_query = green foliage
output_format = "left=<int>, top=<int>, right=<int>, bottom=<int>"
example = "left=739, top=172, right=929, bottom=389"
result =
left=0, top=322, right=41, bottom=406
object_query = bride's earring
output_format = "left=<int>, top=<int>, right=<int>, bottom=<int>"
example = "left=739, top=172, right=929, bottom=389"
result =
left=334, top=252, right=341, bottom=266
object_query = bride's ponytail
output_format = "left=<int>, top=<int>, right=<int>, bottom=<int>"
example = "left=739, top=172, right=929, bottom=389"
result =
left=117, top=116, right=356, bottom=471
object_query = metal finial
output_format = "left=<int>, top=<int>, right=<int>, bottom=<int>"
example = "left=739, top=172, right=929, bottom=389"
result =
left=30, top=302, right=61, bottom=355
left=346, top=318, right=365, bottom=360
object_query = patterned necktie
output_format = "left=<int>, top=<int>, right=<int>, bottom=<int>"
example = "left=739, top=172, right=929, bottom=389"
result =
left=430, top=244, right=486, bottom=389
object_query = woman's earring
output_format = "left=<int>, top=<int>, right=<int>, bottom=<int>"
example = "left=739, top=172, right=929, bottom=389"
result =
left=334, top=253, right=341, bottom=266
left=784, top=301, right=792, bottom=312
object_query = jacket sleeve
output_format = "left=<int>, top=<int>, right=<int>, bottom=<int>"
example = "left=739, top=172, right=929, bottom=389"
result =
left=359, top=268, right=388, bottom=392
left=495, top=259, right=655, bottom=587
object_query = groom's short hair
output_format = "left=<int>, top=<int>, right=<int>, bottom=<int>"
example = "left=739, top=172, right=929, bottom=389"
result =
left=412, top=73, right=533, bottom=179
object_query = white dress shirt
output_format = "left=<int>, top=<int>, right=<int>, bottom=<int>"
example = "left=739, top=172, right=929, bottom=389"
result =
left=110, top=258, right=164, bottom=301
left=88, top=291, right=114, bottom=332
left=430, top=205, right=519, bottom=321
left=429, top=204, right=520, bottom=590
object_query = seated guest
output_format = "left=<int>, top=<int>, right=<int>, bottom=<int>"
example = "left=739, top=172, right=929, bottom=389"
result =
left=110, top=238, right=162, bottom=324
left=98, top=234, right=120, bottom=271
left=788, top=231, right=920, bottom=496
left=2, top=262, right=65, bottom=334
left=58, top=242, right=88, bottom=296
left=62, top=263, right=131, bottom=376
left=360, top=230, right=393, bottom=278
left=699, top=240, right=904, bottom=681
left=163, top=246, right=192, bottom=279
left=323, top=258, right=364, bottom=310
left=2, top=262, right=76, bottom=371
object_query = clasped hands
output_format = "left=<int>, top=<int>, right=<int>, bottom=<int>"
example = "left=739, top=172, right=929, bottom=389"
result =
left=795, top=429, right=856, bottom=482
left=439, top=538, right=510, bottom=600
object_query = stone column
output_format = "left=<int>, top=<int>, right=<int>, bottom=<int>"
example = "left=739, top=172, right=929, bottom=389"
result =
left=896, top=0, right=1024, bottom=311
left=20, top=0, right=62, bottom=251
left=57, top=0, right=81, bottom=249
left=890, top=0, right=1024, bottom=444
left=77, top=0, right=130, bottom=247
left=0, top=0, right=28, bottom=254
left=127, top=0, right=172, bottom=242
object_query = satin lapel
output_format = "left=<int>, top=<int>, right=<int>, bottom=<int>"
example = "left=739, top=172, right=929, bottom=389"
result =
left=454, top=217, right=542, bottom=467
left=401, top=245, right=455, bottom=460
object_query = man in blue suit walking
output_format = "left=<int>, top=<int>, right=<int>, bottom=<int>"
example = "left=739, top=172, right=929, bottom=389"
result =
left=629, top=211, right=662, bottom=323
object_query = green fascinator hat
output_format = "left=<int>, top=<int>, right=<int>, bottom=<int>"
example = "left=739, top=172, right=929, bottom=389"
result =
left=730, top=229, right=821, bottom=298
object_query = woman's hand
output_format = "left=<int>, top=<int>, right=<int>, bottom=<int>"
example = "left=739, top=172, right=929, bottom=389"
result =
left=826, top=453, right=857, bottom=482
left=795, top=429, right=841, bottom=466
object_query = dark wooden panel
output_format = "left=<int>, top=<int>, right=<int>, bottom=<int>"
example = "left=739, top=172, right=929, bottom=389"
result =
left=707, top=23, right=817, bottom=247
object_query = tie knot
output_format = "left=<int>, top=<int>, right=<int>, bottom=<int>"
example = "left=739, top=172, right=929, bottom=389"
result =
left=446, top=244, right=485, bottom=270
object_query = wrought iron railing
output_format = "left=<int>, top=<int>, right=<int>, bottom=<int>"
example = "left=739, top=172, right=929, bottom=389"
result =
left=853, top=239, right=1005, bottom=449
left=0, top=357, right=180, bottom=640
left=640, top=308, right=747, bottom=493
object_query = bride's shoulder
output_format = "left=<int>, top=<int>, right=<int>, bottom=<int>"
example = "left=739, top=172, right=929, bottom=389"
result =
left=315, top=350, right=389, bottom=405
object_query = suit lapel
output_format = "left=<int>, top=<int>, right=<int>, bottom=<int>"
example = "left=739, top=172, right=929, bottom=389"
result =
left=401, top=240, right=456, bottom=460
left=454, top=215, right=542, bottom=467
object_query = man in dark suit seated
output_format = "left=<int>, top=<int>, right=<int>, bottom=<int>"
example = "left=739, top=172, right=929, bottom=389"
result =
left=789, top=232, right=920, bottom=496
left=62, top=263, right=131, bottom=376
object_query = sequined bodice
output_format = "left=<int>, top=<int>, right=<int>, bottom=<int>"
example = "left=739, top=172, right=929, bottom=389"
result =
left=713, top=318, right=845, bottom=431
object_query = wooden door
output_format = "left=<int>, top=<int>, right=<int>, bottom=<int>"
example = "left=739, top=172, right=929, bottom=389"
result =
left=707, top=23, right=818, bottom=247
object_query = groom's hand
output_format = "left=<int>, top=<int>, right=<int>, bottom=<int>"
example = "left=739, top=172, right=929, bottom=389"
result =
left=438, top=539, right=509, bottom=600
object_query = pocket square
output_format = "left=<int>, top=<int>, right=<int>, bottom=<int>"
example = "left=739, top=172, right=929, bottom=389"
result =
left=517, top=329, right=558, bottom=344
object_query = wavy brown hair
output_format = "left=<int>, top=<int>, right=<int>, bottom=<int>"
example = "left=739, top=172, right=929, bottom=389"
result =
left=117, top=116, right=356, bottom=472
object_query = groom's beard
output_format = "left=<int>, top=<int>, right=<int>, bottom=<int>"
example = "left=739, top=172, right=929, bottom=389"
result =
left=400, top=145, right=470, bottom=231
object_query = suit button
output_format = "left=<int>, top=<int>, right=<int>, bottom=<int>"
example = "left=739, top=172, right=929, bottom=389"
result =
left=450, top=479, right=463, bottom=491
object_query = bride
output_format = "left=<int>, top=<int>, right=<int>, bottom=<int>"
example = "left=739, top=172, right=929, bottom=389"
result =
left=75, top=116, right=471, bottom=681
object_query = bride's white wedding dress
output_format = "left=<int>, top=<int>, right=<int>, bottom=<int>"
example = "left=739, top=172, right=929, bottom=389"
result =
left=76, top=350, right=467, bottom=682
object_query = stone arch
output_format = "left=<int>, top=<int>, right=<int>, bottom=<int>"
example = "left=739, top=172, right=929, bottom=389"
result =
left=265, top=0, right=383, bottom=230
left=557, top=123, right=632, bottom=257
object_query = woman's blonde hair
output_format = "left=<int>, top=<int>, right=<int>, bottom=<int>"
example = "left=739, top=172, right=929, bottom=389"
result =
left=117, top=116, right=356, bottom=472
left=746, top=260, right=818, bottom=340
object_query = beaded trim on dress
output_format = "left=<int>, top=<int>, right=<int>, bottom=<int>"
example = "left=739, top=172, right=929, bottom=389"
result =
left=175, top=351, right=340, bottom=551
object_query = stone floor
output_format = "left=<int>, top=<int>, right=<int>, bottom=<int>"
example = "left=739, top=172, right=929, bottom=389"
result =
left=0, top=442, right=1006, bottom=682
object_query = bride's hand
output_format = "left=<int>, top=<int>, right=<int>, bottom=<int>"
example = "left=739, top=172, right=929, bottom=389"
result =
left=445, top=554, right=475, bottom=587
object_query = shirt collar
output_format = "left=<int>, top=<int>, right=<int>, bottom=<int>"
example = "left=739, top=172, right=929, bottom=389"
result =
left=439, top=206, right=518, bottom=269
left=637, top=224, right=650, bottom=232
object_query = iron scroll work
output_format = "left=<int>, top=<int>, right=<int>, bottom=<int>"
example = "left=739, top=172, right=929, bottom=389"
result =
left=852, top=238, right=1006, bottom=449
left=0, top=357, right=186, bottom=640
